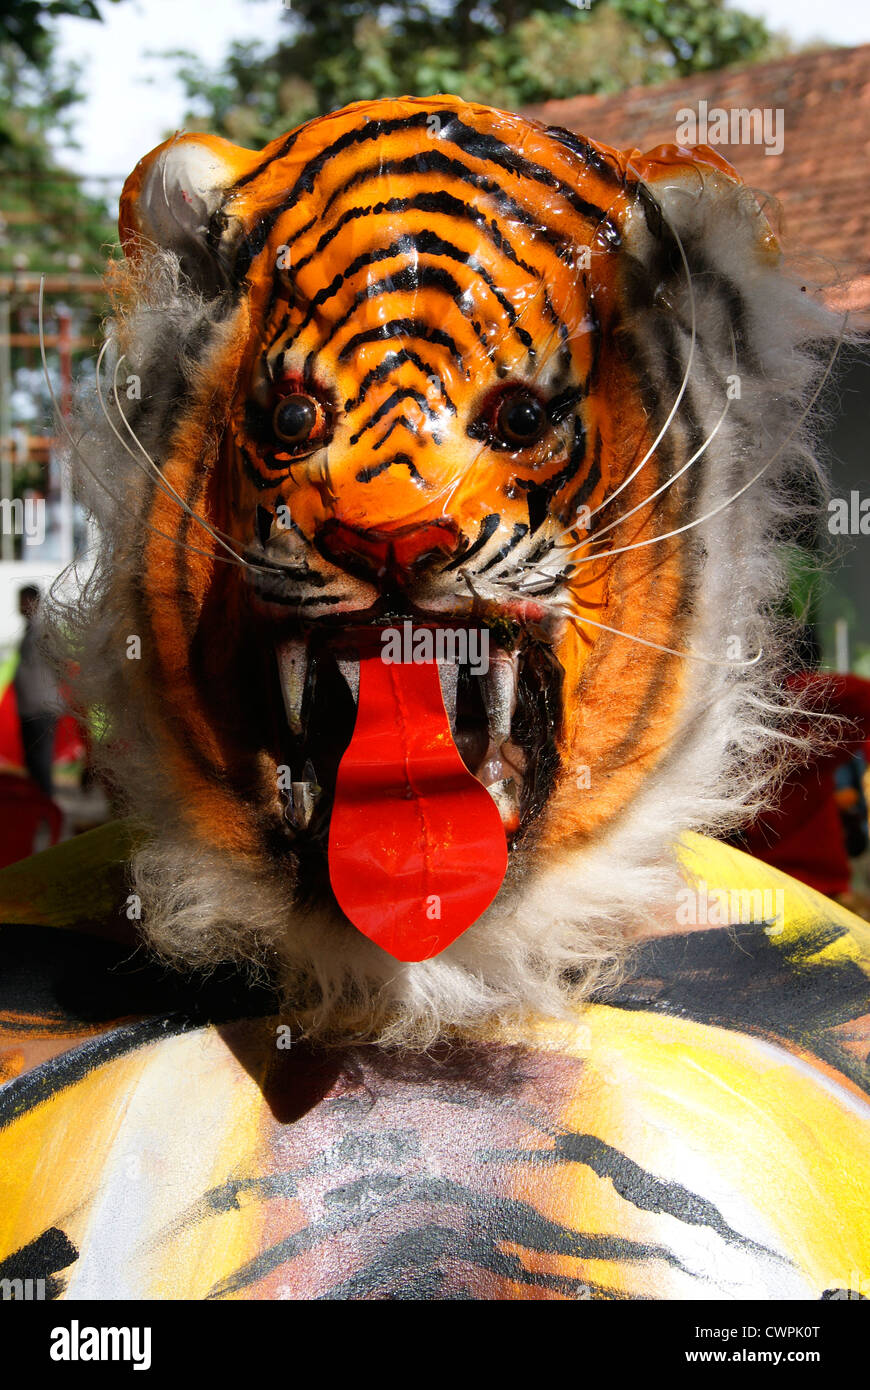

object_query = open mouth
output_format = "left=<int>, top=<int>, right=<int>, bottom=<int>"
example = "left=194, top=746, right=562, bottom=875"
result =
left=244, top=531, right=567, bottom=957
left=269, top=614, right=564, bottom=854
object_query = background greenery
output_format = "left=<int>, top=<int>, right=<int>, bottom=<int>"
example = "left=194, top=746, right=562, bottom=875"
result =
left=169, top=0, right=779, bottom=144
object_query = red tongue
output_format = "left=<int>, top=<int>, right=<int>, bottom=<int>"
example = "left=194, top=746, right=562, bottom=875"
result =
left=328, top=652, right=508, bottom=961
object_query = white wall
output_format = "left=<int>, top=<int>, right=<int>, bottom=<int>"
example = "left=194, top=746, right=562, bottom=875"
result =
left=0, top=560, right=85, bottom=661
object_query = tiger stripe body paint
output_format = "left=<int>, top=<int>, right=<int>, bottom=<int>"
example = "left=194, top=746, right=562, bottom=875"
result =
left=0, top=834, right=867, bottom=1299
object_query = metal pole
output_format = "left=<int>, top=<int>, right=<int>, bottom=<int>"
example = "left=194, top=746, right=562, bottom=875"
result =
left=0, top=292, right=12, bottom=560
left=58, top=307, right=72, bottom=418
left=57, top=305, right=74, bottom=565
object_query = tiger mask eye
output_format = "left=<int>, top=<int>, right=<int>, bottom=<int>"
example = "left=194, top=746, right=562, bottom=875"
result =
left=495, top=392, right=547, bottom=447
left=472, top=386, right=551, bottom=451
left=274, top=394, right=317, bottom=444
left=271, top=391, right=332, bottom=456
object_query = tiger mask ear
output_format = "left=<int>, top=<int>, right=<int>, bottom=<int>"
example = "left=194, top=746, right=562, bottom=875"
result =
left=619, top=142, right=780, bottom=260
left=119, top=133, right=261, bottom=296
left=599, top=142, right=787, bottom=369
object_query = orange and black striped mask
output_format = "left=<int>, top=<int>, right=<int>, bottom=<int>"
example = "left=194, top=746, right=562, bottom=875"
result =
left=111, top=94, right=781, bottom=959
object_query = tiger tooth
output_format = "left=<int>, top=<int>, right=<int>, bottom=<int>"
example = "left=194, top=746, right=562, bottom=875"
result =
left=276, top=639, right=308, bottom=736
left=289, top=778, right=320, bottom=830
left=484, top=776, right=520, bottom=831
left=336, top=657, right=360, bottom=706
left=437, top=658, right=459, bottom=732
left=481, top=650, right=519, bottom=748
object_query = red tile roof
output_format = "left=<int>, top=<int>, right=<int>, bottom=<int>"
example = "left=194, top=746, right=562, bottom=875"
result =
left=524, top=44, right=870, bottom=313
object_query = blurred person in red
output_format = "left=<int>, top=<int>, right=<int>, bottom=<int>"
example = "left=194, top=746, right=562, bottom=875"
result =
left=734, top=627, right=870, bottom=915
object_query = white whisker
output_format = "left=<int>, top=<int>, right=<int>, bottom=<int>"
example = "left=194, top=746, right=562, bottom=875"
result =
left=569, top=181, right=700, bottom=533
left=556, top=603, right=764, bottom=669
left=553, top=311, right=847, bottom=570
left=37, top=278, right=264, bottom=572
left=543, top=324, right=737, bottom=566
left=103, top=346, right=251, bottom=567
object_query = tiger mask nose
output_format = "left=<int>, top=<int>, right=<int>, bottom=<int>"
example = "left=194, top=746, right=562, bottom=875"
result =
left=314, top=518, right=461, bottom=586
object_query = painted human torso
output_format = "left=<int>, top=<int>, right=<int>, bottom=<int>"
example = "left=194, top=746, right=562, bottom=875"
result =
left=1, top=834, right=867, bottom=1301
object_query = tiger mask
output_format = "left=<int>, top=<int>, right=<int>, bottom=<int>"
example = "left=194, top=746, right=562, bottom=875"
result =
left=64, top=95, right=833, bottom=1044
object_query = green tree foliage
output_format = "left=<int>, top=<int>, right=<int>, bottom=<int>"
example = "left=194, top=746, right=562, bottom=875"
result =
left=172, top=0, right=777, bottom=145
left=0, top=0, right=123, bottom=502
left=0, top=1, right=121, bottom=275
left=617, top=0, right=772, bottom=75
left=0, top=0, right=116, bottom=66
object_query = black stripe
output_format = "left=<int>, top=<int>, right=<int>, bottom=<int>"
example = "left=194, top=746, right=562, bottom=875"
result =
left=294, top=189, right=553, bottom=273
left=319, top=151, right=578, bottom=250
left=349, top=387, right=439, bottom=446
left=482, top=1134, right=785, bottom=1265
left=371, top=416, right=419, bottom=451
left=319, top=265, right=510, bottom=356
left=551, top=1134, right=785, bottom=1261
left=611, top=921, right=870, bottom=1099
left=338, top=319, right=465, bottom=368
left=0, top=1228, right=78, bottom=1299
left=441, top=513, right=500, bottom=572
left=236, top=123, right=617, bottom=287
left=478, top=522, right=529, bottom=574
left=524, top=530, right=558, bottom=565
left=290, top=191, right=567, bottom=334
left=545, top=126, right=625, bottom=183
left=344, top=350, right=455, bottom=413
left=288, top=230, right=542, bottom=349
left=356, top=454, right=426, bottom=485
left=229, top=129, right=304, bottom=193
left=548, top=384, right=584, bottom=425
left=234, top=110, right=444, bottom=278
left=513, top=416, right=586, bottom=503
left=205, top=1171, right=687, bottom=1300
left=439, top=112, right=618, bottom=232
left=267, top=309, right=293, bottom=352
left=0, top=1015, right=199, bottom=1130
left=564, top=425, right=602, bottom=518
left=238, top=443, right=293, bottom=491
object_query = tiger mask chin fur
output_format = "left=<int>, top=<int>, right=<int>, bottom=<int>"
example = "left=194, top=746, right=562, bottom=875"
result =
left=60, top=94, right=835, bottom=1045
